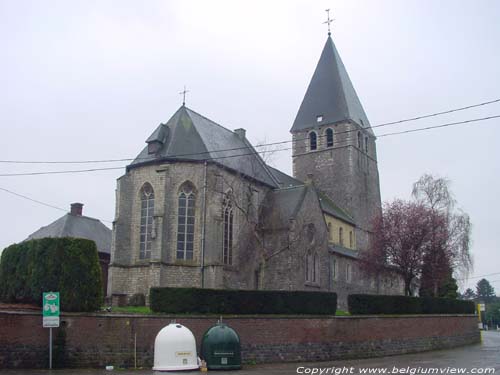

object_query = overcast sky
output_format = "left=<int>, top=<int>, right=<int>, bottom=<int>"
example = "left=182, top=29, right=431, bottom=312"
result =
left=1, top=0, right=499, bottom=293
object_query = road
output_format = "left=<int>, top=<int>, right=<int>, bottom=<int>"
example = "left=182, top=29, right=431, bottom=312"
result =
left=2, top=331, right=499, bottom=375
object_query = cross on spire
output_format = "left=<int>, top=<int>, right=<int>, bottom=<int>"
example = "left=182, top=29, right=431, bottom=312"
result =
left=323, top=9, right=334, bottom=36
left=179, top=86, right=189, bottom=106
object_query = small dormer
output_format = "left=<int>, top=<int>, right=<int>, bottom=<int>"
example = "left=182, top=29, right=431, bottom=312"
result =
left=146, top=123, right=169, bottom=155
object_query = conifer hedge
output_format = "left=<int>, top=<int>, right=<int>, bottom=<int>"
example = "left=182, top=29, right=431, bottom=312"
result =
left=150, top=287, right=337, bottom=315
left=0, top=238, right=103, bottom=312
left=348, top=294, right=475, bottom=315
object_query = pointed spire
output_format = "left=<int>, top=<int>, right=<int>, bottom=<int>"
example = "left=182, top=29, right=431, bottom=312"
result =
left=290, top=36, right=373, bottom=135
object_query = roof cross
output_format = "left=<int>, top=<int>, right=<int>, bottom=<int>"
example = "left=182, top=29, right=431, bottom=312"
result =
left=323, top=9, right=334, bottom=36
left=179, top=86, right=189, bottom=106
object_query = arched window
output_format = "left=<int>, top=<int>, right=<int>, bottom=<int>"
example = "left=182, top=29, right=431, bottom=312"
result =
left=309, top=131, right=317, bottom=151
left=139, top=183, right=154, bottom=260
left=326, top=128, right=334, bottom=147
left=346, top=263, right=352, bottom=282
left=327, top=222, right=332, bottom=241
left=223, top=197, right=234, bottom=265
left=306, top=250, right=319, bottom=283
left=349, top=230, right=353, bottom=248
left=339, top=227, right=344, bottom=246
left=365, top=136, right=369, bottom=153
left=357, top=131, right=362, bottom=149
left=177, top=183, right=196, bottom=260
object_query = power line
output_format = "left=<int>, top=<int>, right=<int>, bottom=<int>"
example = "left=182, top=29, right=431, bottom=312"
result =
left=378, top=115, right=500, bottom=138
left=457, top=272, right=500, bottom=281
left=375, top=98, right=500, bottom=127
left=0, top=114, right=498, bottom=177
left=1, top=98, right=499, bottom=165
left=0, top=186, right=113, bottom=224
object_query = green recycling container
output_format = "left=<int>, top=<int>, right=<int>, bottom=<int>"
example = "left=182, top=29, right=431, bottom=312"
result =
left=200, top=322, right=241, bottom=370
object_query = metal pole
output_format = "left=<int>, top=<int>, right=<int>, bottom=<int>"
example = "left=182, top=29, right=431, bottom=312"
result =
left=134, top=333, right=137, bottom=369
left=49, top=327, right=52, bottom=369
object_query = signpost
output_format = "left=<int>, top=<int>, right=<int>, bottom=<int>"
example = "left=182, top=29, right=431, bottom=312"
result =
left=43, top=292, right=60, bottom=369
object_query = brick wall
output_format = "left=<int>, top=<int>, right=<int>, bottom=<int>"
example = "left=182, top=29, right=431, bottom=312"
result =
left=0, top=311, right=480, bottom=369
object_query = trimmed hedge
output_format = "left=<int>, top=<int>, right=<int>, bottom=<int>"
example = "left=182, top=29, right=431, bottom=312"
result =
left=0, top=238, right=103, bottom=312
left=348, top=294, right=475, bottom=315
left=150, top=287, right=337, bottom=315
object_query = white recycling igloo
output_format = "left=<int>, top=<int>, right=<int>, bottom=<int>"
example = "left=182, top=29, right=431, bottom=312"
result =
left=153, top=323, right=199, bottom=371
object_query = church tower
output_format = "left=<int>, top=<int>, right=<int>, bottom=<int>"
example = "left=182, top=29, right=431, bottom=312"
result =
left=291, top=34, right=381, bottom=251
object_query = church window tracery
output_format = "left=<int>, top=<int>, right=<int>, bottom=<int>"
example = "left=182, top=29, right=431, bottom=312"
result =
left=139, top=183, right=154, bottom=260
left=177, top=182, right=196, bottom=260
left=223, top=196, right=234, bottom=265
left=326, top=128, right=334, bottom=147
left=309, top=131, right=317, bottom=151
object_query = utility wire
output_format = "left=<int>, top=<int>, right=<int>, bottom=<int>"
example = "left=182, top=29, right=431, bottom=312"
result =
left=0, top=113, right=498, bottom=177
left=0, top=186, right=113, bottom=223
left=457, top=272, right=500, bottom=281
left=1, top=98, right=499, bottom=165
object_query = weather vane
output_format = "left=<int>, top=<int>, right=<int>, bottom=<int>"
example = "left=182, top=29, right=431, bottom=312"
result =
left=179, top=86, right=189, bottom=106
left=323, top=9, right=334, bottom=36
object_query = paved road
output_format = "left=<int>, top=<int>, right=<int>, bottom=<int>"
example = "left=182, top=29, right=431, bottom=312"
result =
left=3, top=331, right=499, bottom=375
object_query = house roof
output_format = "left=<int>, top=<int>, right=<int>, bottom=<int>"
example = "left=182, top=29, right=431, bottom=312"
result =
left=318, top=191, right=355, bottom=225
left=129, top=106, right=280, bottom=188
left=26, top=214, right=112, bottom=254
left=290, top=36, right=373, bottom=136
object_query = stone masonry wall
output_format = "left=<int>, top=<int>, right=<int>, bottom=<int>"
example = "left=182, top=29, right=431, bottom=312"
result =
left=0, top=311, right=479, bottom=369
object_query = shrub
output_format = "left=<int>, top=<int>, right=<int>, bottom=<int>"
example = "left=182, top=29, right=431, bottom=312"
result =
left=129, top=293, right=146, bottom=307
left=150, top=287, right=337, bottom=315
left=348, top=294, right=475, bottom=315
left=0, top=238, right=103, bottom=312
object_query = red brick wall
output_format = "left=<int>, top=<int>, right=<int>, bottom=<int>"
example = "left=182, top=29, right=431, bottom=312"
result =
left=0, top=311, right=480, bottom=369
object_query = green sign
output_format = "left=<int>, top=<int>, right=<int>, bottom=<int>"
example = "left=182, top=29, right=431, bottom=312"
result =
left=43, top=292, right=60, bottom=327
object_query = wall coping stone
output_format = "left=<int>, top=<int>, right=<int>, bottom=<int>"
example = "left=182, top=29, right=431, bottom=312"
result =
left=0, top=310, right=477, bottom=320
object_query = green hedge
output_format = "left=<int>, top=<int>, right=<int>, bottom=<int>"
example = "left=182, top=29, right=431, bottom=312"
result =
left=150, top=287, right=337, bottom=315
left=348, top=294, right=475, bottom=315
left=0, top=238, right=103, bottom=312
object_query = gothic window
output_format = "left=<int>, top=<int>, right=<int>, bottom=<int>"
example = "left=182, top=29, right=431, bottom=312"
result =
left=177, top=183, right=196, bottom=260
left=349, top=231, right=353, bottom=248
left=339, top=227, right=344, bottom=246
left=305, top=250, right=318, bottom=283
left=357, top=131, right=362, bottom=149
left=331, top=258, right=338, bottom=282
left=139, top=183, right=154, bottom=260
left=327, top=222, right=332, bottom=242
left=326, top=128, right=334, bottom=148
left=309, top=131, right=317, bottom=151
left=223, top=197, right=234, bottom=265
left=346, top=263, right=352, bottom=283
left=365, top=136, right=369, bottom=153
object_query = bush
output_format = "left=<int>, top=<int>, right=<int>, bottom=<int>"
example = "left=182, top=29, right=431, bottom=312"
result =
left=348, top=294, right=475, bottom=315
left=0, top=238, right=103, bottom=312
left=129, top=293, right=146, bottom=307
left=150, top=287, right=337, bottom=315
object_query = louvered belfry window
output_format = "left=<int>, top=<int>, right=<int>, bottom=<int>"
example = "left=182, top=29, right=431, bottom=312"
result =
left=139, top=183, right=154, bottom=259
left=177, top=184, right=196, bottom=260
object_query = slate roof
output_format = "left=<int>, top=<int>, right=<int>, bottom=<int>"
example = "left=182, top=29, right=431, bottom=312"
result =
left=267, top=166, right=303, bottom=188
left=129, top=106, right=280, bottom=188
left=328, top=244, right=359, bottom=259
left=26, top=214, right=112, bottom=254
left=318, top=191, right=355, bottom=225
left=291, top=36, right=373, bottom=136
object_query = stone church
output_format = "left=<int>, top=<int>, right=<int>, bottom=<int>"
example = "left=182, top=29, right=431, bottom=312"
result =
left=108, top=34, right=402, bottom=309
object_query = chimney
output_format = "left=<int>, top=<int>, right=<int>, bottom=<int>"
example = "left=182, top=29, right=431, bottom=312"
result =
left=70, top=202, right=83, bottom=216
left=234, top=128, right=246, bottom=140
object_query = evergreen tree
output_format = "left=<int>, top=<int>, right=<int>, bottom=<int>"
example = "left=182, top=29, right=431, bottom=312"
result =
left=476, top=278, right=496, bottom=302
left=462, top=288, right=476, bottom=300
